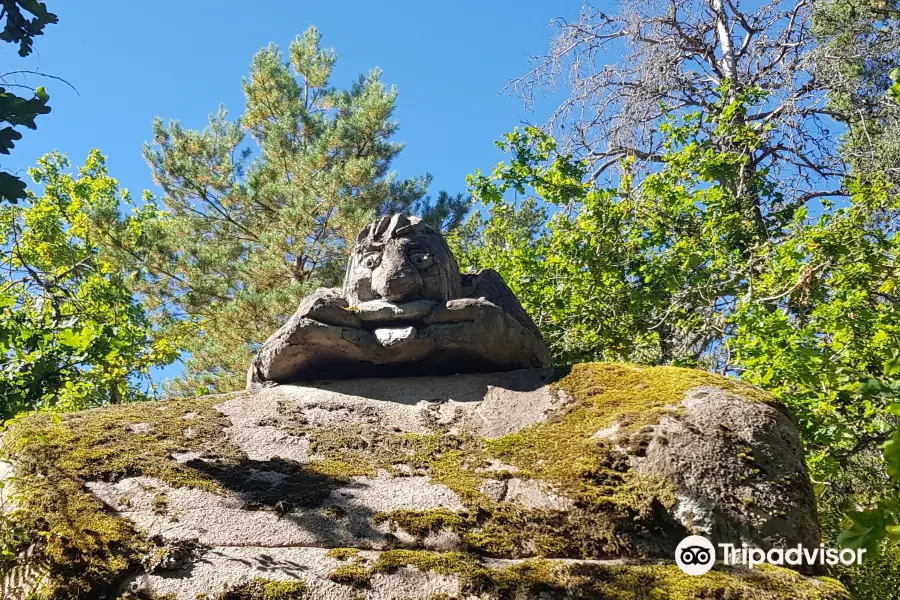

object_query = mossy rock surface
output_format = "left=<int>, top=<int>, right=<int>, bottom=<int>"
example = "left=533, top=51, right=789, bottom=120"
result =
left=0, top=363, right=840, bottom=599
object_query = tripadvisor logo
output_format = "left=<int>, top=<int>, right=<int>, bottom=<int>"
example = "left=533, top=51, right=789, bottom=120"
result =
left=675, top=536, right=716, bottom=575
left=675, top=535, right=867, bottom=576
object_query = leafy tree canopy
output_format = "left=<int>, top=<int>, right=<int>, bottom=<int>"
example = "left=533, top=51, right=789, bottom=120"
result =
left=0, top=150, right=177, bottom=420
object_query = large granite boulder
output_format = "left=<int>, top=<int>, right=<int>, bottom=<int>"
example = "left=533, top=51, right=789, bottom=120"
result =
left=1, top=363, right=846, bottom=599
left=247, top=214, right=550, bottom=387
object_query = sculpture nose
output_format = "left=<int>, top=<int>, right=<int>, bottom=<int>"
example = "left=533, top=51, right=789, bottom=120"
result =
left=373, top=259, right=423, bottom=302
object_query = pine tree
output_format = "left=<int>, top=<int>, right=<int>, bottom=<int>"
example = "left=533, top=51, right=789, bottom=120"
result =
left=93, top=27, right=464, bottom=394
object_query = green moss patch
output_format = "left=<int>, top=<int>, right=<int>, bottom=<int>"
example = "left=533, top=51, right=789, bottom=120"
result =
left=327, top=562, right=373, bottom=587
left=464, top=559, right=848, bottom=600
left=327, top=547, right=361, bottom=561
left=10, top=394, right=244, bottom=491
left=487, top=362, right=774, bottom=487
left=351, top=551, right=848, bottom=600
left=209, top=578, right=308, bottom=599
left=275, top=411, right=489, bottom=498
left=0, top=392, right=247, bottom=599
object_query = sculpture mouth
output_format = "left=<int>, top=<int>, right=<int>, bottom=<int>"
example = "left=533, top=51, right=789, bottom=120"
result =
left=358, top=318, right=423, bottom=330
left=349, top=299, right=438, bottom=329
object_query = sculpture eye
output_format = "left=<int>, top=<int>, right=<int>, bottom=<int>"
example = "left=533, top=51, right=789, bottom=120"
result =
left=361, top=252, right=381, bottom=269
left=409, top=251, right=433, bottom=269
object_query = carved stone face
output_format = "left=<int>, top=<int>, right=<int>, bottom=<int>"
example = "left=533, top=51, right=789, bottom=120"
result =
left=343, top=214, right=462, bottom=305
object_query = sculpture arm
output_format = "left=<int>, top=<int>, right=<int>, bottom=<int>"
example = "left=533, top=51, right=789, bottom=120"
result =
left=294, top=287, right=361, bottom=328
left=246, top=288, right=361, bottom=387
left=459, top=269, right=542, bottom=338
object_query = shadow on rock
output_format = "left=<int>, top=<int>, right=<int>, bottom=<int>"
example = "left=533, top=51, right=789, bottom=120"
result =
left=185, top=456, right=385, bottom=548
left=187, top=456, right=346, bottom=509
left=294, top=365, right=572, bottom=405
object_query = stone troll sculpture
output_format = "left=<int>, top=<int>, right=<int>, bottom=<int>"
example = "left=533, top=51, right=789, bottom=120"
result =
left=248, top=213, right=551, bottom=386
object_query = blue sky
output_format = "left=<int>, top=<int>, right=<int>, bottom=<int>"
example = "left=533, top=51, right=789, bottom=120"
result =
left=6, top=0, right=583, bottom=201
left=4, top=1, right=585, bottom=384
